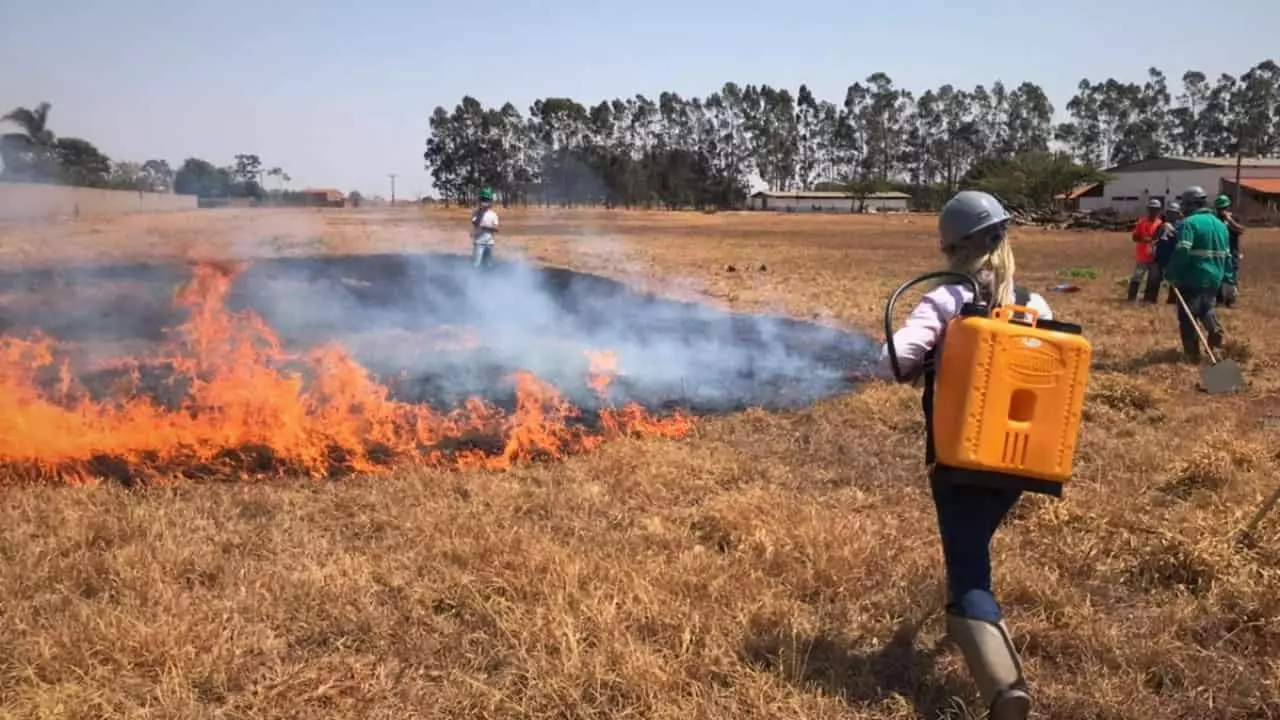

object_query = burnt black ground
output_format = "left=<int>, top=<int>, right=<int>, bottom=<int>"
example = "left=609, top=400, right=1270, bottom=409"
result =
left=0, top=252, right=875, bottom=415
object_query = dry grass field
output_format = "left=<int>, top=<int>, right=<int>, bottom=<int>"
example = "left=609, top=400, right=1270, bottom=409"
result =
left=1, top=206, right=1279, bottom=719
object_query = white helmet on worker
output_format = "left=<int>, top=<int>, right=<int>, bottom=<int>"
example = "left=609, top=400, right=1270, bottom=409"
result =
left=938, top=190, right=1012, bottom=251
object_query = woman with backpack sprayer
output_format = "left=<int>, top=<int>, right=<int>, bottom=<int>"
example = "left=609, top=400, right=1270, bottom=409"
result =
left=870, top=191, right=1059, bottom=720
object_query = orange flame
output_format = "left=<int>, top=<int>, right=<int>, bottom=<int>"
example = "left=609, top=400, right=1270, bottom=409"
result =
left=583, top=349, right=693, bottom=441
left=584, top=349, right=620, bottom=395
left=0, top=262, right=693, bottom=483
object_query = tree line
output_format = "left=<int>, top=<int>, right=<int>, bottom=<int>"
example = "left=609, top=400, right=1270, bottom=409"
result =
left=0, top=102, right=360, bottom=204
left=424, top=60, right=1280, bottom=211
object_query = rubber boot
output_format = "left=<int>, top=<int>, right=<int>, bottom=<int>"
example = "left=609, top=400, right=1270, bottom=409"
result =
left=1208, top=325, right=1224, bottom=352
left=1126, top=280, right=1140, bottom=303
left=1166, top=286, right=1177, bottom=304
left=1183, top=335, right=1203, bottom=363
left=947, top=614, right=1031, bottom=720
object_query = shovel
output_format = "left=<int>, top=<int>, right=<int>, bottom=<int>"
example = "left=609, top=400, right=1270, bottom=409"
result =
left=1172, top=287, right=1244, bottom=394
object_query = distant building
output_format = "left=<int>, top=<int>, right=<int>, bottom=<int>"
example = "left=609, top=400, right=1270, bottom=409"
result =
left=299, top=188, right=346, bottom=208
left=860, top=191, right=912, bottom=213
left=746, top=190, right=911, bottom=213
left=1076, top=156, right=1280, bottom=215
left=1221, top=177, right=1280, bottom=216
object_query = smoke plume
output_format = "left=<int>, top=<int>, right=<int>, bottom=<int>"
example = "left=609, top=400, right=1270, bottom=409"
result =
left=227, top=247, right=874, bottom=414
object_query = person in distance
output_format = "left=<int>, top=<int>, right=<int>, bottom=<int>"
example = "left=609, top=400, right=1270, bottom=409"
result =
left=1128, top=197, right=1165, bottom=303
left=1164, top=185, right=1231, bottom=362
left=471, top=187, right=500, bottom=270
left=1213, top=194, right=1244, bottom=308
left=1153, top=200, right=1183, bottom=305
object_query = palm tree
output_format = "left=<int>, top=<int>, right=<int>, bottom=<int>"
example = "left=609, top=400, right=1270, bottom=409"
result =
left=1, top=102, right=57, bottom=180
left=2, top=102, right=55, bottom=145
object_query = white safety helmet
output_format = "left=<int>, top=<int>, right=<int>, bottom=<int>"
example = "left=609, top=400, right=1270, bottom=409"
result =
left=938, top=190, right=1012, bottom=251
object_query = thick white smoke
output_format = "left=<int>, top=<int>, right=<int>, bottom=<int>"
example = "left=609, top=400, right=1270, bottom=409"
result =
left=233, top=244, right=877, bottom=414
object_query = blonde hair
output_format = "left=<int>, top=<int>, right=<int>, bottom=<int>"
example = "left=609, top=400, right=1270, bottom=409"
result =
left=942, top=236, right=1016, bottom=305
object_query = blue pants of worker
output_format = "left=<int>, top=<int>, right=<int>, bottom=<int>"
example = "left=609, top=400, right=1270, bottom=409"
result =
left=472, top=243, right=494, bottom=269
left=930, top=466, right=1022, bottom=622
left=1175, top=285, right=1223, bottom=360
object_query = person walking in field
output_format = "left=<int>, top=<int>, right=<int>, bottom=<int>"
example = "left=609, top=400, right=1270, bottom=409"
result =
left=875, top=190, right=1050, bottom=720
left=1154, top=201, right=1183, bottom=304
left=1214, top=194, right=1245, bottom=308
left=471, top=187, right=500, bottom=270
left=1127, top=198, right=1164, bottom=303
left=1165, top=186, right=1232, bottom=362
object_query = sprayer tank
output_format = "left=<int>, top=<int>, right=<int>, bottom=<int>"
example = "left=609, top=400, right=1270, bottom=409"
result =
left=931, top=304, right=1091, bottom=493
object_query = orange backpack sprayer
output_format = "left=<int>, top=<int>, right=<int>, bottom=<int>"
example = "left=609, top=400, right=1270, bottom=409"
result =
left=885, top=271, right=1092, bottom=496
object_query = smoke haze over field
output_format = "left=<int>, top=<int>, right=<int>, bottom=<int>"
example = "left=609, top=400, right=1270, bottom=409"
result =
left=231, top=250, right=875, bottom=413
left=0, top=241, right=874, bottom=416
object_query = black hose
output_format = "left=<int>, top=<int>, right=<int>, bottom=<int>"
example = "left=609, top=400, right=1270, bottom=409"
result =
left=883, top=270, right=982, bottom=383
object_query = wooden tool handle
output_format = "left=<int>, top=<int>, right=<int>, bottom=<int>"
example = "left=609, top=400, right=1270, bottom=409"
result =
left=1171, top=287, right=1218, bottom=364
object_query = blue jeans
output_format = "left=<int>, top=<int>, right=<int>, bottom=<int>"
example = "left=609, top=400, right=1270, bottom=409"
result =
left=472, top=244, right=493, bottom=269
left=1175, top=285, right=1223, bottom=359
left=930, top=466, right=1022, bottom=622
left=1129, top=261, right=1162, bottom=303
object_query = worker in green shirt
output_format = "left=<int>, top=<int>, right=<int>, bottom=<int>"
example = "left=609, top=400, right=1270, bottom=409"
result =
left=1214, top=194, right=1244, bottom=308
left=1164, top=186, right=1232, bottom=363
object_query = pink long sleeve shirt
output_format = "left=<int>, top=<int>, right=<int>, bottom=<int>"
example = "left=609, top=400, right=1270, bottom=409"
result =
left=875, top=283, right=1054, bottom=381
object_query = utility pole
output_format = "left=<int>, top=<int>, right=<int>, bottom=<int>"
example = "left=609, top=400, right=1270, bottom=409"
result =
left=1234, top=151, right=1243, bottom=210
left=388, top=173, right=397, bottom=206
left=1233, top=129, right=1246, bottom=211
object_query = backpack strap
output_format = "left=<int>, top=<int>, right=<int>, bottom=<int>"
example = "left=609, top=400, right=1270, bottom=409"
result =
left=1007, top=284, right=1034, bottom=323
left=921, top=346, right=939, bottom=466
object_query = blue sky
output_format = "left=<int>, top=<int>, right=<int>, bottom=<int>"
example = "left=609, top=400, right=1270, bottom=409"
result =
left=1, top=0, right=1276, bottom=198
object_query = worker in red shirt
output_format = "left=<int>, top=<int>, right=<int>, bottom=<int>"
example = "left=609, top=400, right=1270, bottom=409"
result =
left=1128, top=198, right=1164, bottom=303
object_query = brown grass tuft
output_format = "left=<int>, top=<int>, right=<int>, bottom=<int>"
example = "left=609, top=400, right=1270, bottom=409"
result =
left=1122, top=534, right=1218, bottom=595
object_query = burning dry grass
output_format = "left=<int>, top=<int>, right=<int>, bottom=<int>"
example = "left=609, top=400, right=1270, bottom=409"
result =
left=0, top=260, right=694, bottom=483
left=2, top=207, right=1280, bottom=718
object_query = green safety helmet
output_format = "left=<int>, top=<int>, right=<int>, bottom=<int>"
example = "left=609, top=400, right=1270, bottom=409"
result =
left=1214, top=194, right=1231, bottom=209
left=938, top=190, right=1011, bottom=250
left=478, top=187, right=494, bottom=202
